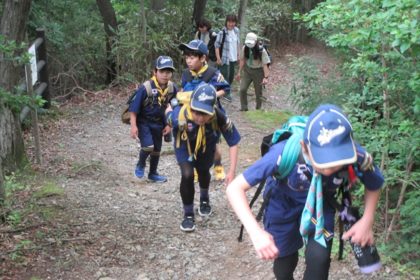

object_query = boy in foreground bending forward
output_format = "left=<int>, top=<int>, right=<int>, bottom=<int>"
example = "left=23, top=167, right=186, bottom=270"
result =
left=167, top=83, right=240, bottom=232
left=226, top=104, right=383, bottom=280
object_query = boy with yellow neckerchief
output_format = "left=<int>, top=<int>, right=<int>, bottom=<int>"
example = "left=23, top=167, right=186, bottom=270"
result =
left=166, top=83, right=240, bottom=232
left=129, top=56, right=178, bottom=182
left=179, top=39, right=231, bottom=182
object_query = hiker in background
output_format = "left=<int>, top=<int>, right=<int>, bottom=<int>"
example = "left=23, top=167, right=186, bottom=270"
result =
left=226, top=104, right=383, bottom=280
left=194, top=18, right=218, bottom=67
left=179, top=39, right=230, bottom=181
left=215, top=14, right=240, bottom=101
left=166, top=84, right=240, bottom=232
left=236, top=32, right=271, bottom=111
left=129, top=56, right=178, bottom=182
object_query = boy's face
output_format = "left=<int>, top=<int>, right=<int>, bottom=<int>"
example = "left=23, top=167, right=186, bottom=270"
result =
left=300, top=141, right=344, bottom=176
left=154, top=69, right=173, bottom=86
left=185, top=54, right=206, bottom=72
left=226, top=20, right=236, bottom=30
left=191, top=109, right=213, bottom=126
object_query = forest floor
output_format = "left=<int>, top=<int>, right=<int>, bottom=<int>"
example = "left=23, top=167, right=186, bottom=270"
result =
left=0, top=40, right=408, bottom=280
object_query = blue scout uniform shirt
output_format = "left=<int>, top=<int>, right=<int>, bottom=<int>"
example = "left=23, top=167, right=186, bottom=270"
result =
left=129, top=79, right=178, bottom=127
left=167, top=106, right=240, bottom=165
left=181, top=66, right=230, bottom=111
left=242, top=140, right=384, bottom=256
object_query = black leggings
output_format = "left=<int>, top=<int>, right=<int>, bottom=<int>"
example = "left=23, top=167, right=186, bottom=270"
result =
left=179, top=162, right=211, bottom=205
left=273, top=236, right=333, bottom=280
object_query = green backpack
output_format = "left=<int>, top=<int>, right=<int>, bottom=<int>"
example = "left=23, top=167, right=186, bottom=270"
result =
left=238, top=115, right=308, bottom=241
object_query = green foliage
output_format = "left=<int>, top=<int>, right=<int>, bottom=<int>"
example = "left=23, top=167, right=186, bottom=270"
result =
left=288, top=55, right=355, bottom=114
left=294, top=0, right=419, bottom=271
left=245, top=1, right=293, bottom=44
left=33, top=182, right=64, bottom=199
left=244, top=110, right=292, bottom=130
left=0, top=87, right=46, bottom=113
left=29, top=0, right=106, bottom=92
left=0, top=35, right=30, bottom=64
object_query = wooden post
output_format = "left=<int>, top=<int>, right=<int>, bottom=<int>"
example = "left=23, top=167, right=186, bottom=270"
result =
left=36, top=28, right=50, bottom=109
left=24, top=64, right=42, bottom=165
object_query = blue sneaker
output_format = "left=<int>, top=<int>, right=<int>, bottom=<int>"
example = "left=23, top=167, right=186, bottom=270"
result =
left=148, top=173, right=167, bottom=183
left=134, top=166, right=145, bottom=178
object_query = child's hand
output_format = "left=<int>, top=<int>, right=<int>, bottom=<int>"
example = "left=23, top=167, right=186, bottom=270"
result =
left=162, top=125, right=171, bottom=136
left=342, top=217, right=374, bottom=247
left=130, top=125, right=138, bottom=139
left=224, top=170, right=235, bottom=186
left=250, top=228, right=279, bottom=260
left=235, top=73, right=241, bottom=81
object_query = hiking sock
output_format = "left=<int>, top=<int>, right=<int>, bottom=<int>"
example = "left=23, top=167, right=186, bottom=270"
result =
left=149, top=154, right=160, bottom=174
left=138, top=149, right=150, bottom=168
left=200, top=188, right=209, bottom=202
left=183, top=204, right=194, bottom=217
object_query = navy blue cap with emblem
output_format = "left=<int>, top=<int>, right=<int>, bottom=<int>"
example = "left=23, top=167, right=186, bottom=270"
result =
left=190, top=83, right=216, bottom=115
left=155, top=56, right=175, bottom=70
left=179, top=39, right=209, bottom=56
left=304, top=104, right=357, bottom=169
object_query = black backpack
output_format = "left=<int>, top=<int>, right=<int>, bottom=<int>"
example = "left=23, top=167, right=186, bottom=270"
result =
left=196, top=29, right=219, bottom=61
left=259, top=42, right=272, bottom=67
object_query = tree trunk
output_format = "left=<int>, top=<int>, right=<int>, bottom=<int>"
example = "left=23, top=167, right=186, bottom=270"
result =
left=0, top=0, right=31, bottom=206
left=139, top=0, right=147, bottom=46
left=192, top=0, right=207, bottom=27
left=237, top=0, right=248, bottom=39
left=96, top=0, right=119, bottom=84
left=151, top=0, right=165, bottom=11
left=237, top=0, right=248, bottom=26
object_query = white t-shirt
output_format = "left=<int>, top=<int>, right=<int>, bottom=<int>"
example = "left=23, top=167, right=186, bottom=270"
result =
left=227, top=29, right=238, bottom=62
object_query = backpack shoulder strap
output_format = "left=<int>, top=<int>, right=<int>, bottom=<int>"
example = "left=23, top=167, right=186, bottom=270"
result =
left=201, top=66, right=218, bottom=83
left=167, top=81, right=174, bottom=94
left=143, top=80, right=153, bottom=97
left=182, top=69, right=193, bottom=83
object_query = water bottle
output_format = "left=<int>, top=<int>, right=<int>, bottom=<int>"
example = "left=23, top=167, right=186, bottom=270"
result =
left=344, top=207, right=382, bottom=274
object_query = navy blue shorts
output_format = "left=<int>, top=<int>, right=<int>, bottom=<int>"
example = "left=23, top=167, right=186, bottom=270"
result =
left=175, top=144, right=216, bottom=170
left=138, top=122, right=163, bottom=152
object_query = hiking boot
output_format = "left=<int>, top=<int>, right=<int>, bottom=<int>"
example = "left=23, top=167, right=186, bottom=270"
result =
left=214, top=165, right=226, bottom=181
left=134, top=166, right=145, bottom=178
left=148, top=173, right=167, bottom=183
left=198, top=201, right=212, bottom=217
left=180, top=216, right=195, bottom=232
left=194, top=168, right=199, bottom=183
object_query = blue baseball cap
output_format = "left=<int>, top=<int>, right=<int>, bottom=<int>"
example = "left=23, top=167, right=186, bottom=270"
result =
left=190, top=83, right=216, bottom=115
left=179, top=39, right=209, bottom=55
left=304, top=104, right=357, bottom=169
left=155, top=56, right=175, bottom=70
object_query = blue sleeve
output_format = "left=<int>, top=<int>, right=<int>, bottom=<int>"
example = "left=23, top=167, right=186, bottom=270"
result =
left=355, top=144, right=384, bottom=191
left=128, top=86, right=147, bottom=114
left=216, top=110, right=240, bottom=146
left=208, top=70, right=230, bottom=95
left=181, top=70, right=188, bottom=89
left=243, top=143, right=285, bottom=187
left=166, top=105, right=180, bottom=129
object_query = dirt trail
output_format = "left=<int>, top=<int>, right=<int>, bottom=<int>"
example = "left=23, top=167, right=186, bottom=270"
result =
left=3, top=41, right=404, bottom=280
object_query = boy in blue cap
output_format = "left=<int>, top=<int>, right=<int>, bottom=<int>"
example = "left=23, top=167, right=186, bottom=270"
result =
left=129, top=56, right=178, bottom=182
left=227, top=104, right=383, bottom=280
left=166, top=83, right=240, bottom=232
left=179, top=39, right=231, bottom=181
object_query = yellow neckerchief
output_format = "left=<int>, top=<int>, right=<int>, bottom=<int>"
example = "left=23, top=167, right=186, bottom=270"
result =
left=190, top=64, right=208, bottom=79
left=178, top=104, right=206, bottom=160
left=151, top=76, right=169, bottom=106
